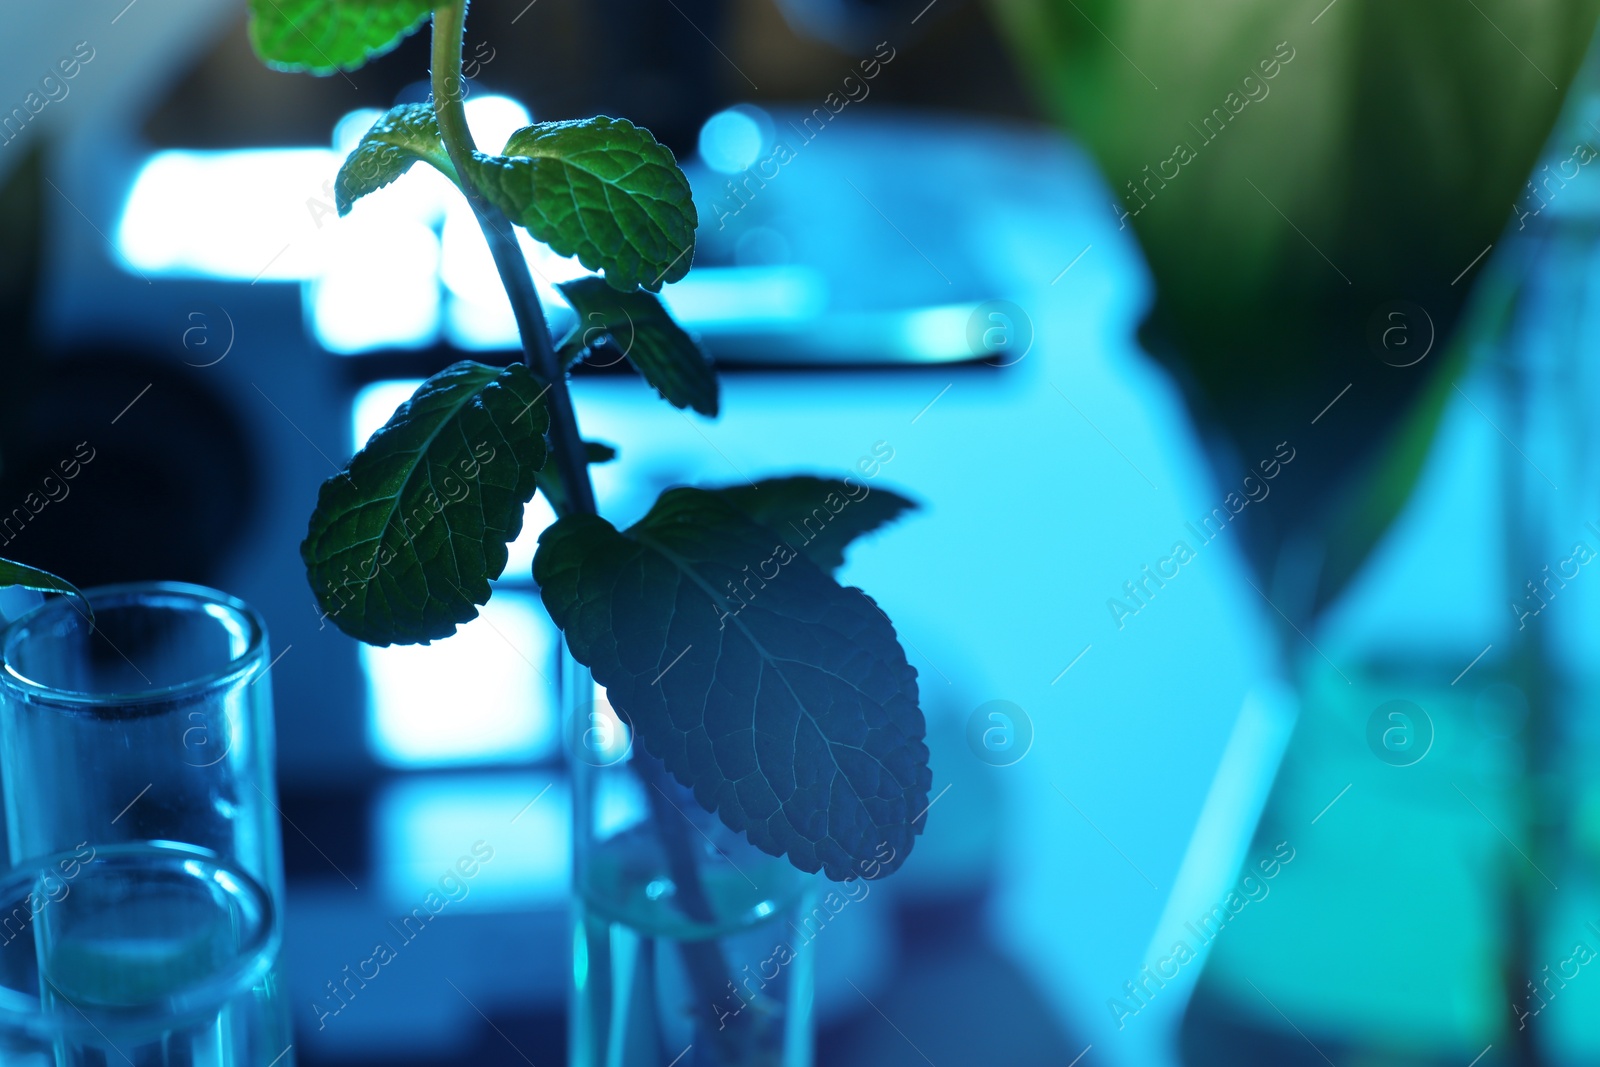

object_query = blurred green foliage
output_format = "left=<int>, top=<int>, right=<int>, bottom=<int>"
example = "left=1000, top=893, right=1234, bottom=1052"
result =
left=990, top=0, right=1600, bottom=620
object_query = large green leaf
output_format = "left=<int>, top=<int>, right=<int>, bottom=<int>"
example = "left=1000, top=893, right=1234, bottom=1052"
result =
left=336, top=104, right=455, bottom=215
left=556, top=276, right=717, bottom=415
left=0, top=559, right=89, bottom=620
left=712, top=476, right=918, bottom=573
left=302, top=361, right=548, bottom=646
left=247, top=0, right=433, bottom=75
left=534, top=488, right=931, bottom=880
left=990, top=0, right=1600, bottom=618
left=470, top=118, right=697, bottom=292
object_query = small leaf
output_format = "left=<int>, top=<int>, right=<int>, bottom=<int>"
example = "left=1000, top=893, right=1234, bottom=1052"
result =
left=336, top=104, right=455, bottom=215
left=712, top=477, right=918, bottom=573
left=470, top=117, right=696, bottom=292
left=535, top=440, right=620, bottom=518
left=302, top=361, right=549, bottom=646
left=247, top=0, right=433, bottom=75
left=0, top=559, right=91, bottom=622
left=557, top=276, right=717, bottom=416
left=535, top=487, right=930, bottom=881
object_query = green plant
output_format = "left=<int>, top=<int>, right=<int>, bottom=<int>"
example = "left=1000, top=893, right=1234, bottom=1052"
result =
left=249, top=0, right=932, bottom=884
left=989, top=0, right=1600, bottom=621
left=0, top=558, right=86, bottom=611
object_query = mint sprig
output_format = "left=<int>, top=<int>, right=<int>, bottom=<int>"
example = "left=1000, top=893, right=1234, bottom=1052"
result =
left=274, top=0, right=930, bottom=883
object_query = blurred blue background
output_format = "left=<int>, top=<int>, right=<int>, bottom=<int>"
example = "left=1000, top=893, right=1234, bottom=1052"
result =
left=4, top=1, right=1599, bottom=1064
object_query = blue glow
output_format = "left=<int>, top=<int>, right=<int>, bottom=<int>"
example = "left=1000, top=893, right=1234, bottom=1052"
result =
left=595, top=747, right=648, bottom=839
left=374, top=774, right=570, bottom=911
left=116, top=148, right=339, bottom=280
left=899, top=304, right=982, bottom=357
left=439, top=199, right=586, bottom=350
left=309, top=215, right=441, bottom=353
left=211, top=867, right=245, bottom=899
left=584, top=684, right=633, bottom=766
left=1134, top=681, right=1295, bottom=1024
left=573, top=921, right=588, bottom=992
left=661, top=265, right=827, bottom=324
left=698, top=106, right=768, bottom=174
left=352, top=379, right=426, bottom=451
left=332, top=108, right=384, bottom=156
left=202, top=602, right=253, bottom=657
left=352, top=382, right=560, bottom=767
left=0, top=587, right=43, bottom=626
left=362, top=590, right=558, bottom=767
left=113, top=97, right=543, bottom=353
left=463, top=95, right=533, bottom=155
left=114, top=100, right=961, bottom=356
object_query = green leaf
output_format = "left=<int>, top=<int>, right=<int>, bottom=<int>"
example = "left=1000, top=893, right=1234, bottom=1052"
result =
left=247, top=0, right=433, bottom=75
left=712, top=477, right=918, bottom=574
left=336, top=104, right=456, bottom=215
left=470, top=118, right=697, bottom=292
left=0, top=559, right=90, bottom=621
left=302, top=361, right=549, bottom=646
left=535, top=440, right=619, bottom=518
left=993, top=0, right=1600, bottom=618
left=535, top=488, right=930, bottom=881
left=557, top=276, right=717, bottom=415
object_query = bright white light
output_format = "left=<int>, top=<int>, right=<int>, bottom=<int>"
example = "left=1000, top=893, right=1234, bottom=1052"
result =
left=439, top=197, right=588, bottom=350
left=113, top=95, right=533, bottom=349
left=115, top=98, right=849, bottom=355
left=466, top=95, right=533, bottom=155
left=374, top=774, right=570, bottom=911
left=363, top=590, right=559, bottom=767
left=899, top=304, right=975, bottom=357
left=444, top=289, right=520, bottom=351
left=352, top=379, right=424, bottom=452
left=343, top=158, right=456, bottom=232
left=309, top=215, right=441, bottom=353
left=439, top=200, right=506, bottom=308
left=332, top=108, right=384, bottom=156
left=660, top=265, right=826, bottom=324
left=334, top=96, right=529, bottom=160
left=698, top=107, right=766, bottom=174
left=523, top=235, right=591, bottom=291
left=504, top=493, right=557, bottom=578
left=116, top=149, right=339, bottom=280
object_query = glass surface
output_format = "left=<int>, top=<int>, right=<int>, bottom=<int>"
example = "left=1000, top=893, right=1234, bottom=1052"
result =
left=0, top=583, right=292, bottom=1066
left=1181, top=85, right=1600, bottom=1059
left=1180, top=654, right=1528, bottom=1060
left=566, top=655, right=817, bottom=1067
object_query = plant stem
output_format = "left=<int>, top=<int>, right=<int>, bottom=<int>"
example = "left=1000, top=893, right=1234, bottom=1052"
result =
left=430, top=8, right=751, bottom=1059
left=636, top=752, right=756, bottom=1059
left=429, top=0, right=595, bottom=518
